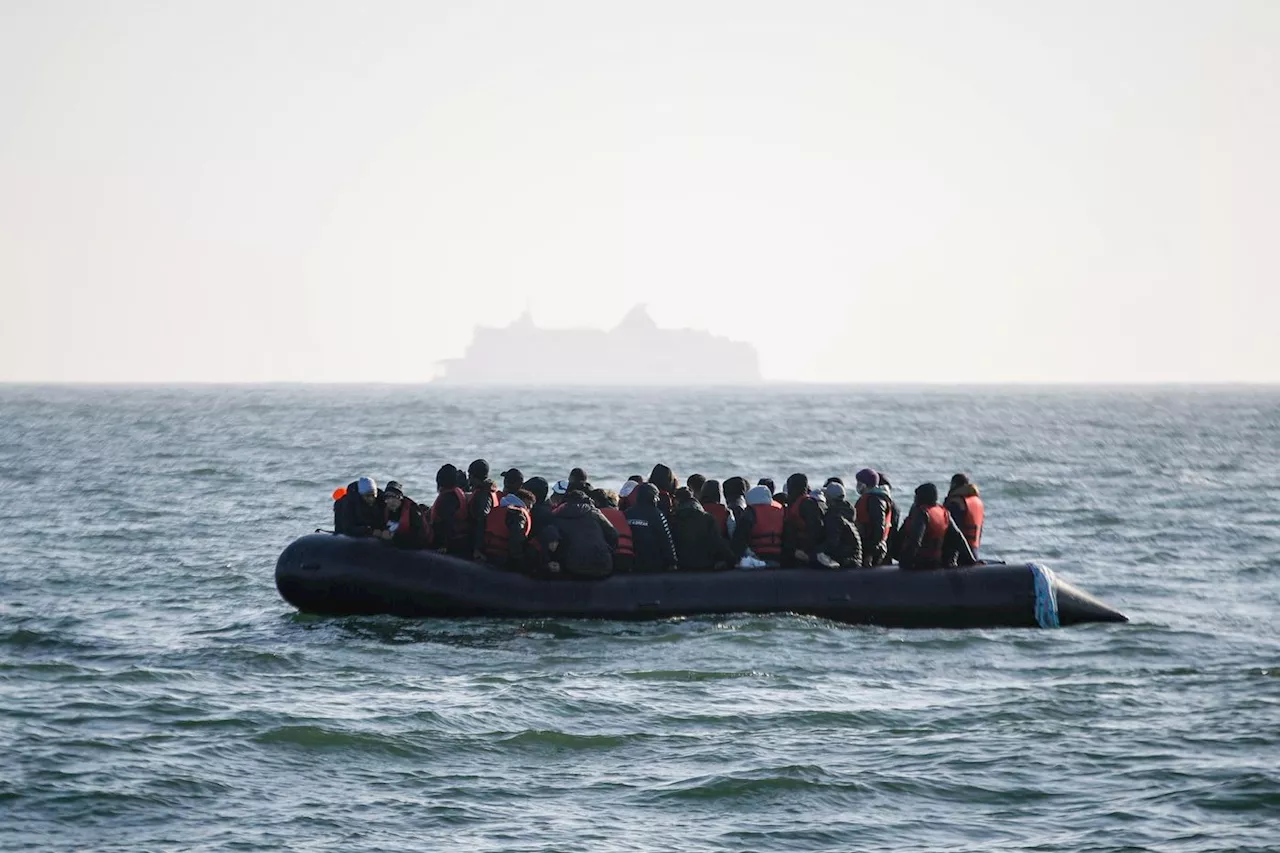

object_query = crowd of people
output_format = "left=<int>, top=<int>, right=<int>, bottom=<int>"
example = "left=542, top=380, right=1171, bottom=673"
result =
left=331, top=460, right=986, bottom=579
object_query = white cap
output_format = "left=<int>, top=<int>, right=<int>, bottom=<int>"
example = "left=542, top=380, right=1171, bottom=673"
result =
left=552, top=479, right=570, bottom=495
left=746, top=485, right=773, bottom=506
left=619, top=480, right=638, bottom=498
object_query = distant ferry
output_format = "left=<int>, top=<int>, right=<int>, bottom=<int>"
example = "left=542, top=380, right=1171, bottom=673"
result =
left=435, top=305, right=761, bottom=385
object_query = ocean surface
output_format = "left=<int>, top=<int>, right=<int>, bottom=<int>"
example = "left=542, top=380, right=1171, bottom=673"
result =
left=2, top=385, right=1278, bottom=852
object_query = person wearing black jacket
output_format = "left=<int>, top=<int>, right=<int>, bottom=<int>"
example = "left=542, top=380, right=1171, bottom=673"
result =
left=816, top=482, right=862, bottom=568
left=334, top=477, right=383, bottom=537
left=545, top=489, right=618, bottom=578
left=625, top=482, right=678, bottom=572
left=898, top=483, right=977, bottom=570
left=722, top=476, right=749, bottom=536
left=648, top=464, right=678, bottom=516
left=380, top=481, right=429, bottom=548
left=671, top=488, right=734, bottom=570
left=781, top=473, right=825, bottom=567
left=430, top=464, right=469, bottom=555
left=465, top=458, right=497, bottom=560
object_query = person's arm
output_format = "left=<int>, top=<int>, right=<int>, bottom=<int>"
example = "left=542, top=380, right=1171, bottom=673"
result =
left=821, top=509, right=841, bottom=555
left=507, top=509, right=527, bottom=563
left=731, top=510, right=752, bottom=559
left=432, top=492, right=458, bottom=550
left=944, top=516, right=977, bottom=567
left=471, top=495, right=492, bottom=557
left=802, top=500, right=824, bottom=550
left=709, top=516, right=734, bottom=567
left=596, top=512, right=619, bottom=551
left=898, top=511, right=925, bottom=568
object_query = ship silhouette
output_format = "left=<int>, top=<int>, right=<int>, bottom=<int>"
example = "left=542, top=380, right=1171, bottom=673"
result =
left=435, top=305, right=761, bottom=385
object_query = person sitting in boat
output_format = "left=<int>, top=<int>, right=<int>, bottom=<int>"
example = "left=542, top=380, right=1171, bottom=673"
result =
left=617, top=475, right=645, bottom=510
left=782, top=473, right=825, bottom=567
left=482, top=490, right=534, bottom=569
left=699, top=479, right=730, bottom=539
left=854, top=468, right=895, bottom=566
left=523, top=476, right=554, bottom=535
left=591, top=488, right=634, bottom=573
left=625, top=483, right=678, bottom=572
left=648, top=464, right=678, bottom=516
left=334, top=476, right=384, bottom=537
left=731, top=485, right=785, bottom=566
left=544, top=488, right=618, bottom=578
left=897, top=483, right=977, bottom=570
left=672, top=487, right=735, bottom=570
left=379, top=481, right=429, bottom=548
left=465, top=459, right=499, bottom=561
left=945, top=473, right=984, bottom=557
left=686, top=473, right=706, bottom=504
left=430, top=464, right=471, bottom=555
left=816, top=481, right=862, bottom=568
left=756, top=477, right=780, bottom=506
left=499, top=468, right=524, bottom=499
left=722, top=476, right=750, bottom=537
left=568, top=467, right=591, bottom=492
left=549, top=478, right=571, bottom=509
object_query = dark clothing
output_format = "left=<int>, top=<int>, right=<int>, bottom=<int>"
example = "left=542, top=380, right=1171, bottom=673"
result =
left=649, top=464, right=677, bottom=517
left=529, top=500, right=556, bottom=538
left=897, top=504, right=977, bottom=570
left=671, top=498, right=734, bottom=570
left=488, top=505, right=529, bottom=568
left=856, top=489, right=894, bottom=567
left=625, top=484, right=678, bottom=572
left=546, top=498, right=617, bottom=579
left=820, top=498, right=863, bottom=567
left=467, top=481, right=498, bottom=556
left=782, top=496, right=825, bottom=567
left=729, top=504, right=774, bottom=562
left=334, top=483, right=383, bottom=537
left=385, top=497, right=429, bottom=548
left=430, top=489, right=468, bottom=555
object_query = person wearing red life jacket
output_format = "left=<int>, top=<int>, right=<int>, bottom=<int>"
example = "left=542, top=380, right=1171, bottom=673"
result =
left=897, top=483, right=977, bottom=570
left=591, top=488, right=635, bottom=573
left=429, top=464, right=471, bottom=556
left=378, top=481, right=429, bottom=548
left=699, top=479, right=730, bottom=539
left=730, top=485, right=785, bottom=565
left=482, top=489, right=534, bottom=568
left=944, top=473, right=985, bottom=557
left=498, top=468, right=524, bottom=500
left=854, top=468, right=896, bottom=566
left=464, top=458, right=499, bottom=561
left=782, top=473, right=825, bottom=567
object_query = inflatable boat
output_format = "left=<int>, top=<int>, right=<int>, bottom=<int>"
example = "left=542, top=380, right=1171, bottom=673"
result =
left=275, top=533, right=1127, bottom=629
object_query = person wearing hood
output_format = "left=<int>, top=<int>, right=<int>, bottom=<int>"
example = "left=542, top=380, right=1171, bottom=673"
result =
left=816, top=481, right=862, bottom=568
left=521, top=476, right=558, bottom=576
left=465, top=458, right=499, bottom=560
left=649, top=464, right=678, bottom=516
left=430, top=464, right=471, bottom=555
left=945, top=473, right=985, bottom=556
left=722, top=476, right=750, bottom=537
left=499, top=468, right=525, bottom=499
left=672, top=487, right=735, bottom=570
left=591, top=488, right=634, bottom=573
left=898, top=483, right=977, bottom=570
left=782, top=473, right=825, bottom=566
left=568, top=467, right=591, bottom=492
left=699, top=479, right=730, bottom=539
left=618, top=475, right=645, bottom=511
left=625, top=483, right=678, bottom=572
left=686, top=474, right=707, bottom=503
left=334, top=476, right=384, bottom=537
left=731, top=485, right=785, bottom=564
left=378, top=481, right=429, bottom=548
left=482, top=489, right=533, bottom=568
left=854, top=468, right=896, bottom=566
left=544, top=489, right=618, bottom=578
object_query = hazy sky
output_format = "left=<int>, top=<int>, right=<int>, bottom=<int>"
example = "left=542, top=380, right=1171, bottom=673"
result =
left=2, top=1, right=1277, bottom=382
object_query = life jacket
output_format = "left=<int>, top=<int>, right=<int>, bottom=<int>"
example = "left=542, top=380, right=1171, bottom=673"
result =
left=949, top=495, right=984, bottom=551
left=784, top=495, right=818, bottom=546
left=855, top=491, right=893, bottom=540
left=482, top=505, right=530, bottom=561
left=429, top=486, right=469, bottom=540
left=748, top=503, right=784, bottom=558
left=702, top=502, right=729, bottom=538
left=918, top=505, right=950, bottom=565
left=599, top=508, right=635, bottom=557
left=470, top=487, right=500, bottom=520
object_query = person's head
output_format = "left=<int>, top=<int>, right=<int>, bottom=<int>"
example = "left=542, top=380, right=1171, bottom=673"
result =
left=524, top=476, right=549, bottom=505
left=824, top=476, right=844, bottom=487
left=454, top=467, right=469, bottom=490
left=501, top=468, right=525, bottom=493
left=877, top=472, right=892, bottom=489
left=785, top=473, right=809, bottom=500
left=568, top=467, right=589, bottom=487
left=590, top=488, right=618, bottom=509
left=757, top=477, right=775, bottom=495
left=468, top=458, right=490, bottom=486
left=723, top=476, right=747, bottom=503
left=855, top=468, right=878, bottom=494
left=915, top=482, right=939, bottom=506
left=649, top=464, right=675, bottom=493
left=383, top=480, right=404, bottom=511
left=774, top=492, right=789, bottom=506
left=823, top=481, right=846, bottom=503
left=673, top=486, right=695, bottom=506
left=357, top=476, right=379, bottom=505
left=550, top=478, right=570, bottom=507
left=618, top=480, right=639, bottom=501
left=514, top=488, right=536, bottom=507
left=627, top=474, right=645, bottom=484
left=950, top=472, right=970, bottom=491
left=700, top=478, right=722, bottom=504
left=633, top=482, right=659, bottom=506
left=565, top=488, right=589, bottom=505
left=686, top=474, right=706, bottom=499
left=746, top=485, right=773, bottom=506
left=435, top=465, right=457, bottom=491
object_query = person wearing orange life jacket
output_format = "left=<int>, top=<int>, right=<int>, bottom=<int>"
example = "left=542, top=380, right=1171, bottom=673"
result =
left=591, top=488, right=635, bottom=573
left=897, top=483, right=977, bottom=570
left=379, top=481, right=429, bottom=548
left=464, top=458, right=499, bottom=561
left=944, top=473, right=985, bottom=556
left=699, top=480, right=730, bottom=539
left=429, top=464, right=471, bottom=556
left=854, top=468, right=896, bottom=567
left=781, top=473, right=825, bottom=566
left=731, top=485, right=785, bottom=565
left=482, top=489, right=534, bottom=568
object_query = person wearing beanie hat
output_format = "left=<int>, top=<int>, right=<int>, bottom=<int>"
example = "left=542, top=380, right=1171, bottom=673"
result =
left=379, top=481, right=429, bottom=548
left=618, top=477, right=643, bottom=511
left=623, top=483, right=678, bottom=573
left=334, top=475, right=384, bottom=537
left=944, top=473, right=984, bottom=556
left=897, top=482, right=976, bottom=570
left=730, top=485, right=786, bottom=566
left=853, top=468, right=896, bottom=567
left=464, top=460, right=499, bottom=560
left=721, top=476, right=749, bottom=537
left=430, top=464, right=471, bottom=555
left=816, top=482, right=862, bottom=568
left=567, top=467, right=590, bottom=492
left=782, top=473, right=825, bottom=567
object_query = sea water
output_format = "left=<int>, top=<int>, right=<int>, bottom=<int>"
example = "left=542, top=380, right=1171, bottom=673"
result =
left=2, top=385, right=1277, bottom=852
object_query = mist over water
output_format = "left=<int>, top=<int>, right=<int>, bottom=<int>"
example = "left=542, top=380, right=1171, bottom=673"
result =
left=2, top=385, right=1278, bottom=852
